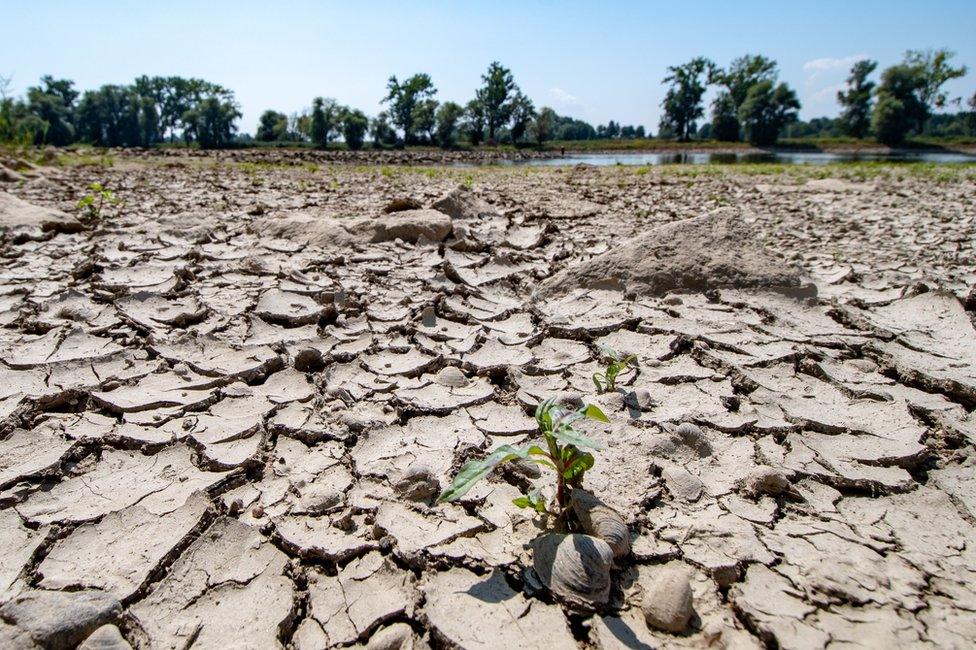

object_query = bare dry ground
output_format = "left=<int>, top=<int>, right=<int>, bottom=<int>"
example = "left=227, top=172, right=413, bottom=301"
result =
left=0, top=150, right=975, bottom=649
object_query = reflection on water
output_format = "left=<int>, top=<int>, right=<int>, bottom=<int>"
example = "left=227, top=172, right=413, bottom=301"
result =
left=508, top=150, right=976, bottom=167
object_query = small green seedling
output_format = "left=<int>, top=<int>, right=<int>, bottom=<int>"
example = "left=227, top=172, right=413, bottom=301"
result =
left=438, top=397, right=609, bottom=520
left=592, top=344, right=637, bottom=393
left=76, top=182, right=120, bottom=223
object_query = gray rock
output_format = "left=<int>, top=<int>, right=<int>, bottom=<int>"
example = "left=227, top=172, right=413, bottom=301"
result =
left=0, top=590, right=122, bottom=650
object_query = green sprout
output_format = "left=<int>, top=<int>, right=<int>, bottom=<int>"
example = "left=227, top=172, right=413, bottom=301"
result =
left=76, top=182, right=120, bottom=223
left=592, top=344, right=637, bottom=393
left=438, top=398, right=609, bottom=520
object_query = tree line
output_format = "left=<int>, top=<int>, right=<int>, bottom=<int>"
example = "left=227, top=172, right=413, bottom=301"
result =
left=659, top=49, right=972, bottom=145
left=252, top=62, right=644, bottom=150
left=0, top=75, right=241, bottom=148
left=1, top=51, right=972, bottom=150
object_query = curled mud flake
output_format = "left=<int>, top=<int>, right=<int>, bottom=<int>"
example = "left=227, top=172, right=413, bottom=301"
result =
left=531, top=532, right=613, bottom=609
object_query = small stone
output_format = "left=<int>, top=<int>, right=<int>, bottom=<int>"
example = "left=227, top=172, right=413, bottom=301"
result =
left=641, top=565, right=694, bottom=633
left=77, top=625, right=132, bottom=650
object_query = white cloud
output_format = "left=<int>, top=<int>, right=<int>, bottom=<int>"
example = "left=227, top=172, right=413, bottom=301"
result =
left=802, top=54, right=869, bottom=82
left=810, top=82, right=847, bottom=103
left=548, top=87, right=584, bottom=110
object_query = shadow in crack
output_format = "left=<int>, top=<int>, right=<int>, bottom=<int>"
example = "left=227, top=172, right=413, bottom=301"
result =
left=601, top=615, right=656, bottom=649
left=463, top=568, right=519, bottom=604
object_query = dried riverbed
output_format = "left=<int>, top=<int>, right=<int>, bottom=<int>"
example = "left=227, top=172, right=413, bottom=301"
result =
left=0, top=150, right=974, bottom=649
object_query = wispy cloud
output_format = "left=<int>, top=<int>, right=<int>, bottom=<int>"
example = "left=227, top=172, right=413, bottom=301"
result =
left=811, top=82, right=846, bottom=102
left=548, top=87, right=584, bottom=110
left=802, top=54, right=869, bottom=82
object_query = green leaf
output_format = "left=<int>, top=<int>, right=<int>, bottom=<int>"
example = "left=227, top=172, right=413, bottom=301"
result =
left=549, top=425, right=604, bottom=450
left=437, top=444, right=533, bottom=503
left=584, top=404, right=610, bottom=423
left=593, top=373, right=606, bottom=393
left=512, top=496, right=532, bottom=508
left=563, top=452, right=595, bottom=479
left=597, top=343, right=621, bottom=361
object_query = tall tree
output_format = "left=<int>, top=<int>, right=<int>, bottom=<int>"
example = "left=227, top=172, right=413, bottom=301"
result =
left=25, top=76, right=77, bottom=145
left=903, top=48, right=968, bottom=132
left=477, top=62, right=516, bottom=143
left=872, top=64, right=927, bottom=145
left=256, top=110, right=288, bottom=141
left=709, top=55, right=779, bottom=141
left=509, top=92, right=535, bottom=145
left=310, top=97, right=341, bottom=147
left=434, top=101, right=464, bottom=148
left=660, top=57, right=713, bottom=141
left=341, top=108, right=369, bottom=150
left=709, top=92, right=739, bottom=141
left=461, top=98, right=486, bottom=145
left=532, top=106, right=556, bottom=145
left=369, top=111, right=397, bottom=148
left=836, top=59, right=877, bottom=138
left=382, top=73, right=436, bottom=145
left=412, top=98, right=439, bottom=143
left=182, top=95, right=241, bottom=149
left=967, top=92, right=976, bottom=137
left=737, top=80, right=800, bottom=146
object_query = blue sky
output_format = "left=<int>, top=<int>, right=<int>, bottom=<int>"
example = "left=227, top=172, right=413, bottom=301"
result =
left=2, top=1, right=974, bottom=134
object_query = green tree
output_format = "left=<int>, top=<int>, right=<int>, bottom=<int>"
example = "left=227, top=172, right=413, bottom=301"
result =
left=25, top=76, right=78, bottom=145
left=412, top=98, right=439, bottom=143
left=903, top=48, right=968, bottom=132
left=872, top=94, right=911, bottom=146
left=531, top=106, right=556, bottom=145
left=256, top=110, right=288, bottom=141
left=837, top=59, right=877, bottom=138
left=369, top=111, right=397, bottom=148
left=710, top=92, right=739, bottom=141
left=462, top=98, right=486, bottom=145
left=872, top=64, right=927, bottom=145
left=477, top=62, right=516, bottom=143
left=709, top=54, right=778, bottom=141
left=434, top=101, right=464, bottom=148
left=660, top=57, right=713, bottom=141
left=341, top=108, right=368, bottom=150
left=967, top=92, right=976, bottom=136
left=182, top=96, right=241, bottom=149
left=737, top=80, right=800, bottom=146
left=382, top=73, right=436, bottom=145
left=509, top=92, right=535, bottom=145
left=310, top=97, right=341, bottom=147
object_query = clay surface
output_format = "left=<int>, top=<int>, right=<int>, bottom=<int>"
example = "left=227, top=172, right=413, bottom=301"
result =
left=0, top=152, right=974, bottom=648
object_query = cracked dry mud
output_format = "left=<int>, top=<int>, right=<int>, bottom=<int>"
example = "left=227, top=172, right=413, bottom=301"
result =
left=1, top=151, right=975, bottom=649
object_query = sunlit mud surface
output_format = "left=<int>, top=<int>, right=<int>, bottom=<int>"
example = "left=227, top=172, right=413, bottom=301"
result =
left=1, top=150, right=974, bottom=648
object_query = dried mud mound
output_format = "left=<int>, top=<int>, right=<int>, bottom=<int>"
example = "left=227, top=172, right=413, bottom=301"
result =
left=0, top=154, right=975, bottom=649
left=0, top=192, right=83, bottom=242
left=535, top=210, right=816, bottom=301
left=253, top=208, right=452, bottom=250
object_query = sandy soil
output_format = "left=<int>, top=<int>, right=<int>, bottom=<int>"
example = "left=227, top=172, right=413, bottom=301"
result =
left=0, top=150, right=974, bottom=649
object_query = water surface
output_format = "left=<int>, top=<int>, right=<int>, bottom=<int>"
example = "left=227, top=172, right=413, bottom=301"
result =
left=509, top=150, right=976, bottom=166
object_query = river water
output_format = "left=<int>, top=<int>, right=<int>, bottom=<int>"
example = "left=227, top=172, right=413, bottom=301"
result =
left=508, top=150, right=976, bottom=166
